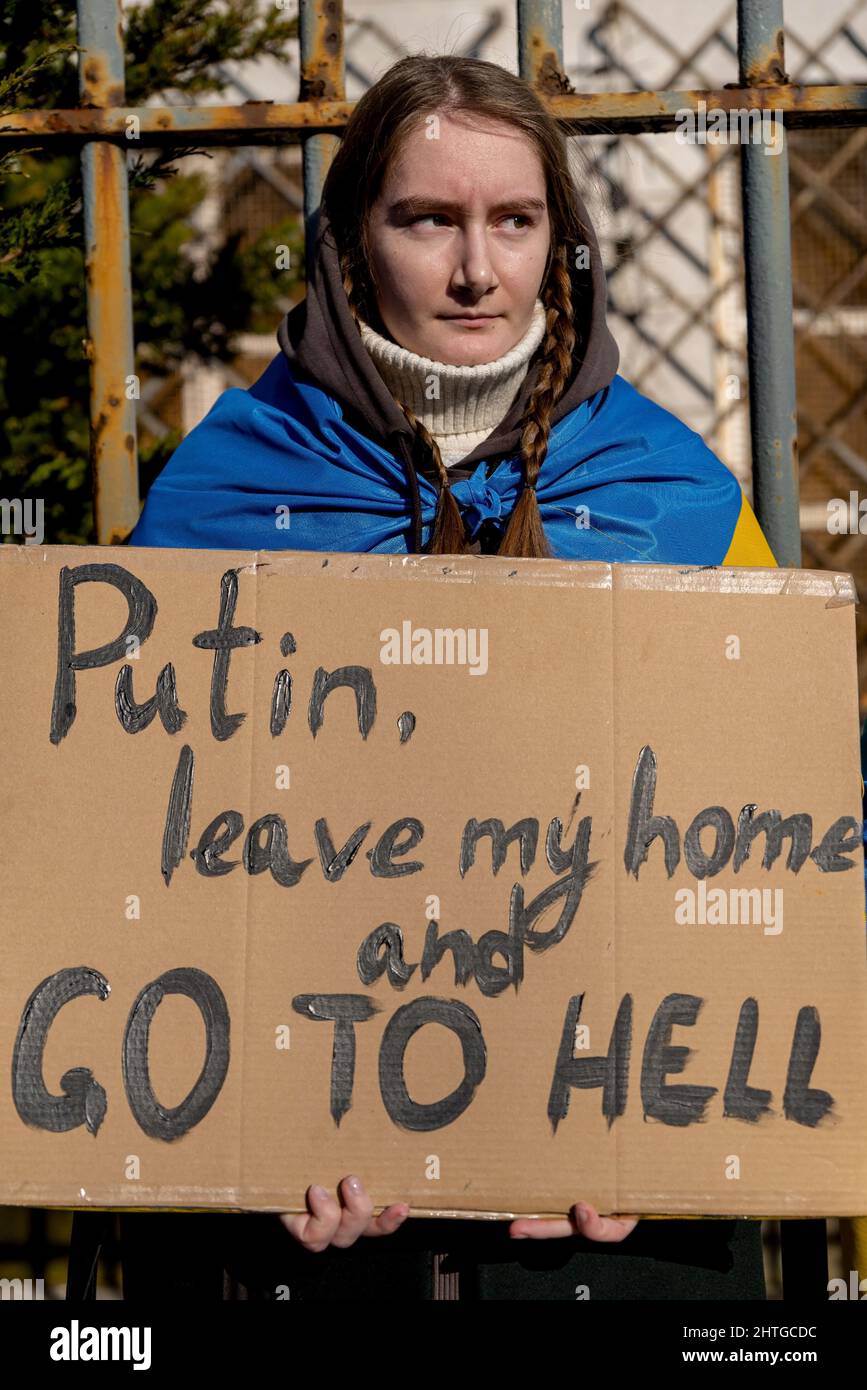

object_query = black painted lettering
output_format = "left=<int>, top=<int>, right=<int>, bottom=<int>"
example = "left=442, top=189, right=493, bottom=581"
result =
left=474, top=891, right=526, bottom=997
left=162, top=744, right=195, bottom=887
left=367, top=818, right=425, bottom=877
left=50, top=563, right=157, bottom=745
left=191, top=810, right=244, bottom=877
left=292, top=994, right=381, bottom=1126
left=641, top=993, right=717, bottom=1125
left=683, top=806, right=735, bottom=879
left=783, top=1005, right=834, bottom=1126
left=314, top=817, right=373, bottom=881
left=115, top=661, right=187, bottom=735
left=547, top=992, right=632, bottom=1133
left=12, top=967, right=110, bottom=1135
left=722, top=998, right=772, bottom=1122
left=459, top=817, right=539, bottom=877
left=379, top=997, right=486, bottom=1131
left=519, top=814, right=596, bottom=952
left=733, top=805, right=813, bottom=872
left=123, top=968, right=230, bottom=1141
left=308, top=666, right=376, bottom=739
left=192, top=569, right=261, bottom=742
left=624, top=745, right=681, bottom=879
left=420, top=921, right=476, bottom=987
left=243, top=814, right=314, bottom=887
left=810, top=816, right=862, bottom=872
left=357, top=923, right=417, bottom=989
left=270, top=669, right=292, bottom=736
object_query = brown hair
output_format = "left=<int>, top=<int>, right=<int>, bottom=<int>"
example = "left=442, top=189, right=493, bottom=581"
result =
left=322, top=53, right=590, bottom=559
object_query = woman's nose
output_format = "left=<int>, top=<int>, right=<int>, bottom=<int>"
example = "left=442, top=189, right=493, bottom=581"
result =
left=451, top=228, right=497, bottom=294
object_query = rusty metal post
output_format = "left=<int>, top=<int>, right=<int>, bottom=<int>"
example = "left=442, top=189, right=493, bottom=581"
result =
left=517, top=0, right=567, bottom=91
left=77, top=0, right=138, bottom=544
left=738, top=0, right=801, bottom=565
left=740, top=0, right=824, bottom=1305
left=299, top=0, right=345, bottom=278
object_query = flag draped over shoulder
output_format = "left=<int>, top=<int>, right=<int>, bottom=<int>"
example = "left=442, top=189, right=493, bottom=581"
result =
left=129, top=352, right=776, bottom=568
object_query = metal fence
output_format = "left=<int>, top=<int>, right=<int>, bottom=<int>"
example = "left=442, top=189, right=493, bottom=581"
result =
left=2, top=0, right=865, bottom=1301
left=0, top=0, right=864, bottom=564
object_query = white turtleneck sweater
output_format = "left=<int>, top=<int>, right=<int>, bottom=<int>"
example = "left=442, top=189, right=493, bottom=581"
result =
left=358, top=300, right=547, bottom=466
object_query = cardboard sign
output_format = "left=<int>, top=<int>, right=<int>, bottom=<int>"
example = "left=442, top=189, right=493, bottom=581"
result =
left=1, top=544, right=865, bottom=1218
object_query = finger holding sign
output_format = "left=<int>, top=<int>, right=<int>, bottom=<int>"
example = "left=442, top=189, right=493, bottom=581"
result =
left=510, top=1202, right=638, bottom=1242
left=279, top=1176, right=410, bottom=1252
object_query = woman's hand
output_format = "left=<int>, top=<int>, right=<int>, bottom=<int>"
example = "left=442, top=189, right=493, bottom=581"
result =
left=510, top=1202, right=638, bottom=1242
left=279, top=1176, right=410, bottom=1252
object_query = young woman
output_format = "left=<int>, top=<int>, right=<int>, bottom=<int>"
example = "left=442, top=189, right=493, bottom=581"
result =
left=122, top=54, right=849, bottom=1301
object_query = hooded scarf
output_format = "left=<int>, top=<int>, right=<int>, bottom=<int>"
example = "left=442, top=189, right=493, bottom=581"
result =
left=276, top=202, right=620, bottom=482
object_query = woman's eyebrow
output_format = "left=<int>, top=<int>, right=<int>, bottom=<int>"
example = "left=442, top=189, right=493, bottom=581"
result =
left=388, top=196, right=547, bottom=219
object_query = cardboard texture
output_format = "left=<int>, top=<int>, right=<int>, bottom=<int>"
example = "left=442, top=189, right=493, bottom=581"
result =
left=0, top=544, right=865, bottom=1219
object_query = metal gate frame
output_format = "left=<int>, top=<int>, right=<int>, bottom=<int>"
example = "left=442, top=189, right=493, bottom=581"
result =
left=0, top=0, right=865, bottom=562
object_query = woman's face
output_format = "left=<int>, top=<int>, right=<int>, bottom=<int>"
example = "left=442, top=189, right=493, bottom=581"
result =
left=366, top=113, right=551, bottom=367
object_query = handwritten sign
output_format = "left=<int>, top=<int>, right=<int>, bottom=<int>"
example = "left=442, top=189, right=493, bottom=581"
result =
left=1, top=546, right=865, bottom=1217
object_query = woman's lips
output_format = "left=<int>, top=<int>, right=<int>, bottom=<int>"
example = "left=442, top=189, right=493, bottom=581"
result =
left=440, top=315, right=502, bottom=328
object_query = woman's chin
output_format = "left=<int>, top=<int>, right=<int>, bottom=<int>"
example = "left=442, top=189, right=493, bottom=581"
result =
left=426, top=326, right=514, bottom=367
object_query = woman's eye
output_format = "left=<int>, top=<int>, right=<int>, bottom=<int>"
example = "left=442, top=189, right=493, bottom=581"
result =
left=408, top=213, right=533, bottom=229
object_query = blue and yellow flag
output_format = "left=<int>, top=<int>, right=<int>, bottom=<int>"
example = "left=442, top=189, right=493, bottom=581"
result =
left=130, top=355, right=776, bottom=567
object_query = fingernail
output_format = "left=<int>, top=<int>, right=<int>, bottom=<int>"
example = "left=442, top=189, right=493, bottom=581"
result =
left=345, top=1175, right=362, bottom=1195
left=310, top=1184, right=330, bottom=1202
left=576, top=1203, right=589, bottom=1223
